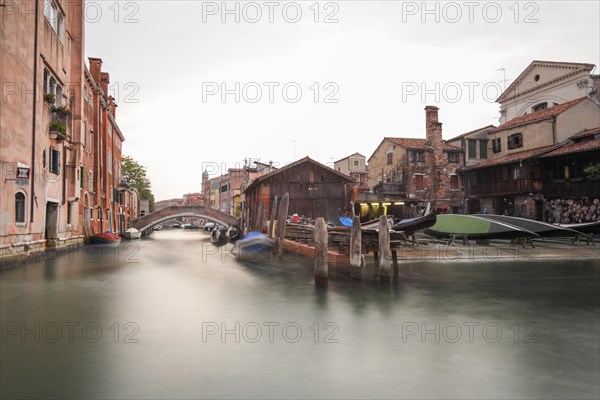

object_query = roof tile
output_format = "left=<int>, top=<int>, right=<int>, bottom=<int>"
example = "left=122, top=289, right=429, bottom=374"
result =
left=494, top=97, right=588, bottom=132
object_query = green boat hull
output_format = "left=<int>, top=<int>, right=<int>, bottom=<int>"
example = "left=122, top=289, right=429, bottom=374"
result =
left=424, top=214, right=537, bottom=239
left=475, top=215, right=580, bottom=237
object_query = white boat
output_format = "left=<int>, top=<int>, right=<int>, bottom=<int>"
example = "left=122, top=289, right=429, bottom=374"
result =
left=124, top=228, right=141, bottom=240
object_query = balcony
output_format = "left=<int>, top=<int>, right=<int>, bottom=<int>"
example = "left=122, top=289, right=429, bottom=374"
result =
left=469, top=179, right=542, bottom=197
left=373, top=182, right=407, bottom=196
left=543, top=179, right=600, bottom=199
left=48, top=112, right=68, bottom=141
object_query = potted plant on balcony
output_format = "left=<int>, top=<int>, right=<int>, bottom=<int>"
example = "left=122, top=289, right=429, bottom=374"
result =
left=51, top=105, right=71, bottom=117
left=44, top=93, right=56, bottom=104
left=49, top=120, right=67, bottom=141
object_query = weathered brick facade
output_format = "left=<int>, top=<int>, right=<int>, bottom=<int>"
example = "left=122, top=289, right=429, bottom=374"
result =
left=367, top=107, right=465, bottom=212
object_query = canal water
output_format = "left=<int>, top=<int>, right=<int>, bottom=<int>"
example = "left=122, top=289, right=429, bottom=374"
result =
left=1, top=230, right=599, bottom=399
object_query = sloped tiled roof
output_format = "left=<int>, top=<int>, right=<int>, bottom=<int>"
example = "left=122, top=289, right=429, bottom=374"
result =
left=541, top=136, right=600, bottom=158
left=570, top=127, right=600, bottom=140
left=334, top=152, right=366, bottom=163
left=386, top=137, right=462, bottom=151
left=467, top=145, right=559, bottom=170
left=493, top=97, right=588, bottom=132
left=446, top=125, right=496, bottom=143
left=244, top=156, right=353, bottom=194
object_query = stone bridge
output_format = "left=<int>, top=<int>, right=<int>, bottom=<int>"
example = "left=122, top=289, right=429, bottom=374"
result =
left=131, top=206, right=240, bottom=233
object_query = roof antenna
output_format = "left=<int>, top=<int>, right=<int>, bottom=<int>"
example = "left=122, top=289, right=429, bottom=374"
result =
left=497, top=67, right=508, bottom=90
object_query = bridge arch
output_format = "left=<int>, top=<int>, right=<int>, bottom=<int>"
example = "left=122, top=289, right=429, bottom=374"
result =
left=131, top=206, right=240, bottom=233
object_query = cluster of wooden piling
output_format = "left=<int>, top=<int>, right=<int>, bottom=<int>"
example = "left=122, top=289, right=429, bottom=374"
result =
left=256, top=191, right=399, bottom=282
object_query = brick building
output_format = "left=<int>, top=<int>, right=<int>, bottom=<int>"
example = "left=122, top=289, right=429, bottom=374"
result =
left=367, top=107, right=464, bottom=214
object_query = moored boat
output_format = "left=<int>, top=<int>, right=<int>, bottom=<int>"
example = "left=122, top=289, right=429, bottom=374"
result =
left=89, top=231, right=122, bottom=247
left=424, top=214, right=538, bottom=240
left=210, top=226, right=228, bottom=246
left=558, top=221, right=600, bottom=235
left=232, top=231, right=275, bottom=260
left=392, top=208, right=437, bottom=234
left=476, top=215, right=581, bottom=237
left=123, top=228, right=141, bottom=240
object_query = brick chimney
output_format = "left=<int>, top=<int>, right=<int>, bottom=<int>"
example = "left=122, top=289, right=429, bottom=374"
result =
left=425, top=105, right=440, bottom=144
left=88, top=57, right=102, bottom=82
left=424, top=106, right=444, bottom=201
left=100, top=72, right=110, bottom=99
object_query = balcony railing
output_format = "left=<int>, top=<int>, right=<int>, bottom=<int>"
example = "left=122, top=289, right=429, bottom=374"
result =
left=49, top=112, right=68, bottom=141
left=373, top=182, right=407, bottom=196
left=469, top=179, right=542, bottom=197
left=543, top=179, right=600, bottom=198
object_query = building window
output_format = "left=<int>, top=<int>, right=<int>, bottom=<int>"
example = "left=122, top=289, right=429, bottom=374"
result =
left=468, top=140, right=477, bottom=159
left=414, top=175, right=425, bottom=190
left=67, top=202, right=72, bottom=224
left=89, top=171, right=94, bottom=190
left=409, top=150, right=425, bottom=163
left=15, top=192, right=26, bottom=223
left=387, top=152, right=393, bottom=165
left=492, top=138, right=502, bottom=153
left=353, top=174, right=360, bottom=182
left=532, top=102, right=547, bottom=112
left=79, top=166, right=84, bottom=189
left=107, top=149, right=112, bottom=175
left=44, top=0, right=64, bottom=42
left=512, top=165, right=524, bottom=180
left=448, top=152, right=460, bottom=163
left=43, top=69, right=63, bottom=106
left=89, top=207, right=94, bottom=221
left=479, top=140, right=488, bottom=159
left=353, top=160, right=359, bottom=167
left=49, top=147, right=60, bottom=175
left=507, top=133, right=523, bottom=150
left=450, top=174, right=459, bottom=190
left=98, top=209, right=102, bottom=220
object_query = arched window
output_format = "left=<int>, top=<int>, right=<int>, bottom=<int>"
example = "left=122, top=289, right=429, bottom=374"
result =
left=15, top=193, right=26, bottom=223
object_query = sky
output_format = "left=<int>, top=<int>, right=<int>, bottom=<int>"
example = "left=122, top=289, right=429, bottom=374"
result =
left=85, top=0, right=600, bottom=200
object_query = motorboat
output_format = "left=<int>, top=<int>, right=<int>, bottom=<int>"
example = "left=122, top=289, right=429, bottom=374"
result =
left=89, top=231, right=122, bottom=247
left=123, top=228, right=141, bottom=240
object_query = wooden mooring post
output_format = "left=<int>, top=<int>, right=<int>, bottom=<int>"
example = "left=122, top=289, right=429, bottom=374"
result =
left=350, top=216, right=362, bottom=268
left=378, top=215, right=392, bottom=279
left=314, top=217, right=328, bottom=281
left=268, top=195, right=278, bottom=238
left=275, top=193, right=290, bottom=258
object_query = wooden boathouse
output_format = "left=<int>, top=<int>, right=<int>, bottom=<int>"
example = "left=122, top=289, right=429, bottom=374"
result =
left=243, top=157, right=355, bottom=230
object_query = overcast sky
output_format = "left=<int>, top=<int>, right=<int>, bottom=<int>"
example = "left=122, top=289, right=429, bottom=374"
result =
left=85, top=0, right=600, bottom=200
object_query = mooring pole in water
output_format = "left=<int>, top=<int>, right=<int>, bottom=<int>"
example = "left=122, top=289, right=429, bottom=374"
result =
left=314, top=217, right=328, bottom=281
left=268, top=195, right=278, bottom=238
left=350, top=216, right=362, bottom=268
left=276, top=193, right=289, bottom=258
left=378, top=215, right=392, bottom=279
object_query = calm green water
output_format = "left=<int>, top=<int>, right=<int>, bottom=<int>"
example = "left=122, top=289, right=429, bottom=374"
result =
left=1, top=230, right=599, bottom=399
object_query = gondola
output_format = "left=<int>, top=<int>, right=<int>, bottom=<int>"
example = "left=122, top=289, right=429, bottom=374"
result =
left=392, top=208, right=437, bottom=234
left=424, top=214, right=538, bottom=240
left=557, top=221, right=600, bottom=235
left=476, top=215, right=582, bottom=237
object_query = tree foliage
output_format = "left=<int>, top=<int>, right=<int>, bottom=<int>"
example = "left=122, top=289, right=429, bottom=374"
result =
left=122, top=155, right=156, bottom=211
left=583, top=162, right=600, bottom=179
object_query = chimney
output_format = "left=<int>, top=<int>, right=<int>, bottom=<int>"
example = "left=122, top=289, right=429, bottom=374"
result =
left=88, top=57, right=103, bottom=82
left=425, top=105, right=441, bottom=144
left=100, top=72, right=110, bottom=99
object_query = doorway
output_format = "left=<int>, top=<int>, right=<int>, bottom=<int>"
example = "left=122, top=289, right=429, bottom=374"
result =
left=45, top=201, right=59, bottom=246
